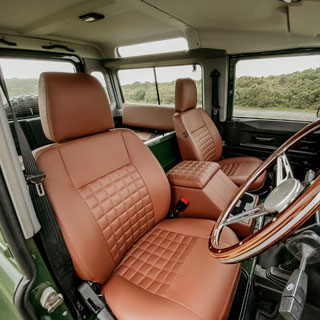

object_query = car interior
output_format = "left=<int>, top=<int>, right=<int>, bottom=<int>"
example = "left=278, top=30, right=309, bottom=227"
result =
left=0, top=1, right=320, bottom=320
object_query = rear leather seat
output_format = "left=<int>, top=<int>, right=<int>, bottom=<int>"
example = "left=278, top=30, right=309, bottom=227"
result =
left=173, top=78, right=266, bottom=191
left=122, top=103, right=175, bottom=141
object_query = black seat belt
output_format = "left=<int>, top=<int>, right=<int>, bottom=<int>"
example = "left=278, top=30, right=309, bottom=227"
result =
left=210, top=69, right=222, bottom=132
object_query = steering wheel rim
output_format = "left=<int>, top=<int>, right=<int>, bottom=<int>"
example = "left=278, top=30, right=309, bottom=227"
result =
left=209, top=118, right=320, bottom=263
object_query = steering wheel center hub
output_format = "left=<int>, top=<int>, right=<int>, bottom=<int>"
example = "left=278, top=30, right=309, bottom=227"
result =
left=264, top=178, right=302, bottom=213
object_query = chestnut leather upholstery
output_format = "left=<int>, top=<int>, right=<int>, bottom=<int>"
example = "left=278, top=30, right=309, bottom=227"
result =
left=103, top=219, right=240, bottom=320
left=39, top=72, right=114, bottom=142
left=35, top=72, right=240, bottom=320
left=122, top=103, right=175, bottom=131
left=167, top=161, right=255, bottom=238
left=218, top=157, right=266, bottom=192
left=167, top=160, right=220, bottom=189
left=173, top=78, right=266, bottom=190
left=122, top=103, right=175, bottom=141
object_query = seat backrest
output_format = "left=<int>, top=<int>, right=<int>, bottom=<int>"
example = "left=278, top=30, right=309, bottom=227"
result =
left=173, top=78, right=223, bottom=162
left=35, top=73, right=171, bottom=284
left=122, top=103, right=175, bottom=131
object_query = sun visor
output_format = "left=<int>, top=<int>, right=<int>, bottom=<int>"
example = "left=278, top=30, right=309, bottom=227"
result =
left=289, top=1, right=320, bottom=37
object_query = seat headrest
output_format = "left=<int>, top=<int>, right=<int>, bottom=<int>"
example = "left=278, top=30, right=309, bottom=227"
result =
left=175, top=78, right=197, bottom=112
left=39, top=72, right=114, bottom=143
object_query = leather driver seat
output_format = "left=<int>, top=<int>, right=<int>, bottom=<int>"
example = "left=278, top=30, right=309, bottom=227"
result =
left=173, top=78, right=266, bottom=191
left=35, top=73, right=240, bottom=320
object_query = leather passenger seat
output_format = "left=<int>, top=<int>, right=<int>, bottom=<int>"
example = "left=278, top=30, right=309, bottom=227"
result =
left=35, top=73, right=240, bottom=320
left=173, top=78, right=266, bottom=191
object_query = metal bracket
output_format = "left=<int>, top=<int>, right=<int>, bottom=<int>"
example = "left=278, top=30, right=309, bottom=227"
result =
left=40, top=287, right=64, bottom=313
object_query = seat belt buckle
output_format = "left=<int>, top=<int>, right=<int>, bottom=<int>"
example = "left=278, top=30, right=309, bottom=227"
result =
left=169, top=197, right=189, bottom=219
left=78, top=282, right=114, bottom=320
left=25, top=172, right=46, bottom=197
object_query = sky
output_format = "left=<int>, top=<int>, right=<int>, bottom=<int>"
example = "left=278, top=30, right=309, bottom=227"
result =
left=236, top=55, right=320, bottom=78
left=0, top=58, right=75, bottom=79
left=118, top=37, right=188, bottom=58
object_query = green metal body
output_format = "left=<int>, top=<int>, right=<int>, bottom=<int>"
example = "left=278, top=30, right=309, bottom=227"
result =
left=0, top=227, right=74, bottom=320
left=0, top=230, right=22, bottom=320
left=146, top=132, right=181, bottom=172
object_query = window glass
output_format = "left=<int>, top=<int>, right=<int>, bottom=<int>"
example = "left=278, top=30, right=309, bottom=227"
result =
left=91, top=71, right=110, bottom=100
left=117, top=38, right=188, bottom=58
left=233, top=56, right=320, bottom=121
left=118, top=64, right=202, bottom=106
left=118, top=68, right=158, bottom=104
left=0, top=58, right=76, bottom=119
left=155, top=64, right=202, bottom=106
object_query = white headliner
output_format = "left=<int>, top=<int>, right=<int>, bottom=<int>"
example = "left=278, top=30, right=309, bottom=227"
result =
left=0, top=0, right=320, bottom=58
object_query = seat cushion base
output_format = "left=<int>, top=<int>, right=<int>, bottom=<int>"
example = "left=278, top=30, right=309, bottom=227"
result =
left=103, top=218, right=240, bottom=320
left=219, top=156, right=266, bottom=190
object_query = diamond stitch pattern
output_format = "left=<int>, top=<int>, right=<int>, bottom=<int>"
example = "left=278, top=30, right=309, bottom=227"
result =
left=116, top=228, right=199, bottom=296
left=220, top=162, right=243, bottom=177
left=167, top=160, right=218, bottom=188
left=79, top=163, right=155, bottom=265
left=192, top=125, right=216, bottom=161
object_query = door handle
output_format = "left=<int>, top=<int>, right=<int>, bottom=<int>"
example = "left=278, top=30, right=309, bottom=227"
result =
left=254, top=136, right=275, bottom=142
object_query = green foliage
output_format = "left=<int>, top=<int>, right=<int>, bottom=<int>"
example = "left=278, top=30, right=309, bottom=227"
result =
left=234, top=68, right=320, bottom=110
left=3, top=77, right=203, bottom=107
left=122, top=80, right=202, bottom=105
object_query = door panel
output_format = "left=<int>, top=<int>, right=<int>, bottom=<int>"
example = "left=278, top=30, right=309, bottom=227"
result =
left=224, top=118, right=320, bottom=179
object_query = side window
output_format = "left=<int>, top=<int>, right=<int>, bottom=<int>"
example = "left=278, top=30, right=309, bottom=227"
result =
left=0, top=58, right=76, bottom=120
left=155, top=65, right=202, bottom=106
left=91, top=71, right=110, bottom=101
left=233, top=55, right=320, bottom=121
left=118, top=68, right=158, bottom=104
left=117, top=64, right=202, bottom=106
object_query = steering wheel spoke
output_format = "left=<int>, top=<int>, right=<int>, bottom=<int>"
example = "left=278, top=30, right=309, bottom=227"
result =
left=277, top=153, right=294, bottom=186
left=222, top=204, right=270, bottom=227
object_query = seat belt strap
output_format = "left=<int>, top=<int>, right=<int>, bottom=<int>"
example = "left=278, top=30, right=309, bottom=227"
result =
left=0, top=66, right=81, bottom=318
left=210, top=69, right=222, bottom=132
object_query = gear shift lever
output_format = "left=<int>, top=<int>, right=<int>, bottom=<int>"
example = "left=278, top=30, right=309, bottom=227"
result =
left=279, top=230, right=320, bottom=320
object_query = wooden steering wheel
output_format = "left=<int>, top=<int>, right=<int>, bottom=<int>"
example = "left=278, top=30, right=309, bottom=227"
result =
left=209, top=118, right=320, bottom=263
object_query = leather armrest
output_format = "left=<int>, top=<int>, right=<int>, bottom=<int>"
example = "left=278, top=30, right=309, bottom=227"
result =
left=167, top=161, right=220, bottom=189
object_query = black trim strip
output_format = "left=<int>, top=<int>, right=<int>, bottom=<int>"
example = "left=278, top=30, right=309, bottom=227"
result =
left=153, top=67, right=161, bottom=105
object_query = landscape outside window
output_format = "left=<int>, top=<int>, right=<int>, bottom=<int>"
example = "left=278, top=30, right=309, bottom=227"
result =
left=233, top=55, right=320, bottom=121
left=0, top=58, right=75, bottom=119
left=118, top=64, right=202, bottom=106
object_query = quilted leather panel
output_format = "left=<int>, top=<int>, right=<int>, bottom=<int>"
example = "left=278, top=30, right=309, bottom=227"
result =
left=219, top=157, right=266, bottom=190
left=167, top=160, right=220, bottom=189
left=79, top=163, right=155, bottom=265
left=115, top=228, right=199, bottom=296
left=192, top=125, right=216, bottom=161
left=220, top=162, right=243, bottom=177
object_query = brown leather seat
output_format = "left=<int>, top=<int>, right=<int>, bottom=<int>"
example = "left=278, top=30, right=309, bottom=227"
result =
left=35, top=73, right=240, bottom=320
left=173, top=78, right=266, bottom=191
